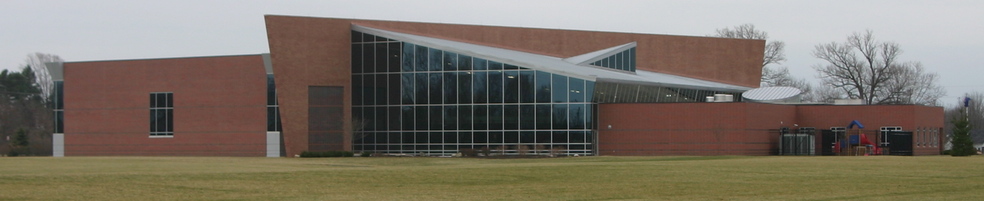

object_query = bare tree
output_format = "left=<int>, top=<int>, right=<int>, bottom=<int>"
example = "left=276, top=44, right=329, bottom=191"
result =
left=878, top=62, right=945, bottom=105
left=806, top=84, right=847, bottom=103
left=813, top=30, right=943, bottom=105
left=24, top=53, right=62, bottom=103
left=759, top=66, right=830, bottom=102
left=713, top=24, right=786, bottom=68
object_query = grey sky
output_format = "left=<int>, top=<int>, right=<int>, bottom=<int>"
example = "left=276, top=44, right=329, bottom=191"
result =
left=2, top=0, right=981, bottom=106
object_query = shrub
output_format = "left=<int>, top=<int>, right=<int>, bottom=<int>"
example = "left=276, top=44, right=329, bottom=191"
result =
left=516, top=145, right=530, bottom=156
left=459, top=148, right=478, bottom=157
left=534, top=145, right=546, bottom=156
left=495, top=146, right=507, bottom=156
left=300, top=151, right=354, bottom=158
left=360, top=152, right=372, bottom=157
left=481, top=147, right=491, bottom=157
left=549, top=146, right=565, bottom=157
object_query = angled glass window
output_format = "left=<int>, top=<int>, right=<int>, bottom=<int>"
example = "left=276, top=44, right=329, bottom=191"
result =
left=457, top=55, right=472, bottom=70
left=387, top=43, right=402, bottom=72
left=402, top=43, right=415, bottom=72
left=443, top=52, right=457, bottom=71
left=415, top=45, right=428, bottom=71
left=362, top=43, right=375, bottom=73
left=589, top=47, right=636, bottom=72
left=488, top=61, right=503, bottom=70
left=350, top=31, right=600, bottom=156
left=352, top=44, right=363, bottom=73
left=374, top=43, right=389, bottom=73
left=473, top=58, right=487, bottom=70
left=428, top=48, right=442, bottom=71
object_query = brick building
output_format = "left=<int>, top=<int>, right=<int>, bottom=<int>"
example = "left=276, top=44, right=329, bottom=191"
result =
left=47, top=15, right=943, bottom=157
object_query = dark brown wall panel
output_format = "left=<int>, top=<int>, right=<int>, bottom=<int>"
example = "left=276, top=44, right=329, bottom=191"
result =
left=307, top=86, right=344, bottom=152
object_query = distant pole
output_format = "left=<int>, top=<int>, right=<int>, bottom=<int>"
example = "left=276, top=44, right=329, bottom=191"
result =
left=964, top=96, right=971, bottom=123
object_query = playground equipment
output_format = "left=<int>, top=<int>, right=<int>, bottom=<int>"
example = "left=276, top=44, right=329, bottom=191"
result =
left=837, top=120, right=881, bottom=155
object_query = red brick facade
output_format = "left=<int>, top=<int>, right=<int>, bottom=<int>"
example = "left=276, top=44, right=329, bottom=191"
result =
left=56, top=16, right=945, bottom=157
left=598, top=103, right=944, bottom=156
left=264, top=15, right=765, bottom=157
left=62, top=55, right=268, bottom=156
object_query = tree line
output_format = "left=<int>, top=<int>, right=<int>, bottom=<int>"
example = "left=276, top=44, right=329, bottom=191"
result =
left=1, top=53, right=61, bottom=156
left=713, top=24, right=945, bottom=105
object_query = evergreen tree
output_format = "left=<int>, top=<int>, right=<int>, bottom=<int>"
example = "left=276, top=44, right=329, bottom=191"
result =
left=950, top=111, right=975, bottom=156
left=9, top=128, right=30, bottom=156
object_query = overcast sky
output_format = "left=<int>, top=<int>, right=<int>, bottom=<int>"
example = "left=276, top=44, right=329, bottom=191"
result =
left=2, top=0, right=981, bottom=106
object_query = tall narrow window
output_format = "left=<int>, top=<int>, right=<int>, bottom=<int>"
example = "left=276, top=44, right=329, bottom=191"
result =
left=53, top=81, right=64, bottom=133
left=150, top=92, right=173, bottom=137
left=267, top=74, right=282, bottom=131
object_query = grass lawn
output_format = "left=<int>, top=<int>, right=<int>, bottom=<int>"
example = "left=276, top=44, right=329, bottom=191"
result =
left=2, top=155, right=983, bottom=200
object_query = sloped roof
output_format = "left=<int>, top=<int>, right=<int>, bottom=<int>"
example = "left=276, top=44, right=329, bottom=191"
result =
left=353, top=24, right=751, bottom=92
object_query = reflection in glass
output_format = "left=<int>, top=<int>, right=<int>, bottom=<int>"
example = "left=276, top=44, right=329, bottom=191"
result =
left=428, top=48, right=442, bottom=71
left=488, top=71, right=503, bottom=103
left=552, top=74, right=568, bottom=103
left=504, top=70, right=519, bottom=103
left=473, top=72, right=487, bottom=103
left=569, top=78, right=584, bottom=102
left=402, top=43, right=414, bottom=72
left=519, top=71, right=534, bottom=103
left=552, top=104, right=568, bottom=129
left=444, top=72, right=457, bottom=104
left=458, top=72, right=472, bottom=104
left=488, top=105, right=503, bottom=130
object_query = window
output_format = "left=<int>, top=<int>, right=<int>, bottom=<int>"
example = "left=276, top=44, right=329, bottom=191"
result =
left=589, top=47, right=636, bottom=72
left=830, top=127, right=846, bottom=142
left=150, top=92, right=173, bottom=137
left=880, top=126, right=901, bottom=146
left=349, top=31, right=600, bottom=156
left=53, top=81, right=64, bottom=133
left=267, top=74, right=282, bottom=132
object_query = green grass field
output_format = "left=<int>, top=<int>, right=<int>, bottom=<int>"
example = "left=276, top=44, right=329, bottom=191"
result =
left=2, top=156, right=983, bottom=200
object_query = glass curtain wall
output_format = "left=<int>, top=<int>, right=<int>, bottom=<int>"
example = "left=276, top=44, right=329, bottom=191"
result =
left=589, top=47, right=636, bottom=72
left=351, top=31, right=595, bottom=156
